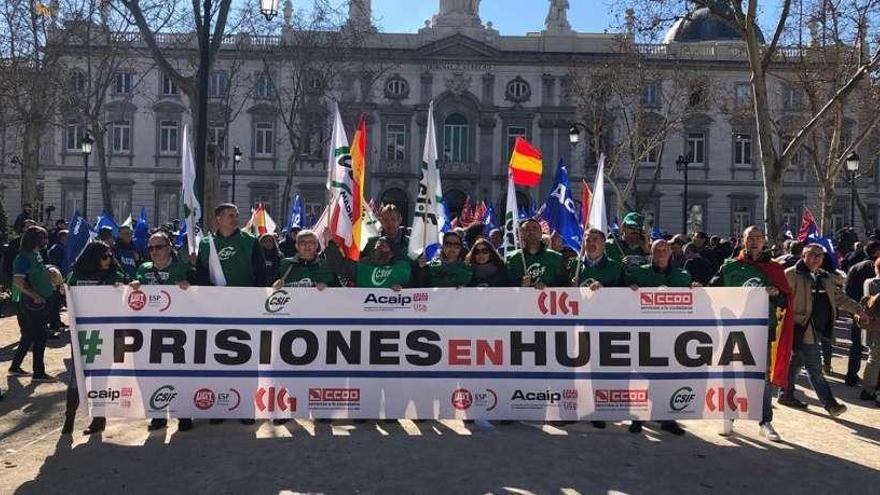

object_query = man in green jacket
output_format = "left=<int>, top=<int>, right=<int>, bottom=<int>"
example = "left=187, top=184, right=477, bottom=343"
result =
left=273, top=230, right=341, bottom=289
left=195, top=203, right=268, bottom=287
left=328, top=236, right=412, bottom=289
left=360, top=204, right=410, bottom=262
left=506, top=218, right=564, bottom=288
left=606, top=212, right=651, bottom=267
left=568, top=228, right=624, bottom=289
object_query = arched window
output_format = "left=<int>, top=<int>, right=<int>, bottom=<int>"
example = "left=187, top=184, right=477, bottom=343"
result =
left=381, top=188, right=410, bottom=225
left=443, top=113, right=469, bottom=162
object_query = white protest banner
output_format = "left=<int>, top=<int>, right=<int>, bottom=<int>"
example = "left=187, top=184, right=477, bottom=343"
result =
left=68, top=287, right=768, bottom=421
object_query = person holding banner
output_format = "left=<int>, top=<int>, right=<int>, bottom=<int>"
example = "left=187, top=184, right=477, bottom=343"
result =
left=605, top=212, right=651, bottom=267
left=627, top=239, right=692, bottom=436
left=63, top=241, right=127, bottom=435
left=194, top=204, right=268, bottom=288
left=259, top=233, right=283, bottom=284
left=710, top=226, right=792, bottom=442
left=361, top=204, right=410, bottom=262
left=506, top=218, right=565, bottom=289
left=568, top=228, right=624, bottom=289
left=416, top=231, right=473, bottom=288
left=781, top=243, right=867, bottom=417
left=129, top=231, right=194, bottom=432
left=8, top=226, right=56, bottom=383
left=328, top=235, right=412, bottom=289
left=465, top=238, right=510, bottom=287
left=273, top=230, right=340, bottom=289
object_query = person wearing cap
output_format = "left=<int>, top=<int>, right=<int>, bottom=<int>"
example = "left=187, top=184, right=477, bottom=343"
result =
left=115, top=224, right=141, bottom=280
left=327, top=235, right=412, bottom=289
left=626, top=238, right=696, bottom=436
left=606, top=212, right=651, bottom=267
left=568, top=228, right=624, bottom=290
left=360, top=204, right=410, bottom=262
left=273, top=230, right=341, bottom=289
left=416, top=231, right=473, bottom=288
left=506, top=218, right=565, bottom=288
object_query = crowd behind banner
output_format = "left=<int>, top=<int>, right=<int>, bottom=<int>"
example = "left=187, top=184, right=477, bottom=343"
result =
left=3, top=197, right=880, bottom=441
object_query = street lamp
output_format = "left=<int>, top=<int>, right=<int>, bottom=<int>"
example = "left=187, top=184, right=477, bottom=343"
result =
left=260, top=0, right=280, bottom=21
left=80, top=132, right=94, bottom=218
left=847, top=151, right=860, bottom=228
left=232, top=146, right=242, bottom=204
left=676, top=154, right=689, bottom=235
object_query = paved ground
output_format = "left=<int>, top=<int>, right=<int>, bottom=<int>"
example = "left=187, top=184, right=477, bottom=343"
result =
left=0, top=312, right=878, bottom=495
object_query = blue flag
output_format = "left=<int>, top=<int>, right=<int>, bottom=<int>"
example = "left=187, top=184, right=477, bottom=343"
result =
left=483, top=204, right=497, bottom=235
left=650, top=226, right=664, bottom=240
left=64, top=211, right=93, bottom=274
left=541, top=159, right=583, bottom=251
left=95, top=210, right=119, bottom=238
left=782, top=219, right=794, bottom=240
left=426, top=199, right=453, bottom=260
left=285, top=195, right=303, bottom=232
left=610, top=220, right=620, bottom=234
left=134, top=207, right=150, bottom=252
left=176, top=219, right=187, bottom=249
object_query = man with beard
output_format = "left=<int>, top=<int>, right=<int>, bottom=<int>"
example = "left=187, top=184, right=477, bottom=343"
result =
left=710, top=225, right=792, bottom=442
left=568, top=228, right=623, bottom=290
left=506, top=218, right=564, bottom=289
left=605, top=212, right=651, bottom=268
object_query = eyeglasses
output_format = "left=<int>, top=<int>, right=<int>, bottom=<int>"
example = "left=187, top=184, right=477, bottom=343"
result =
left=101, top=253, right=113, bottom=260
left=148, top=244, right=169, bottom=251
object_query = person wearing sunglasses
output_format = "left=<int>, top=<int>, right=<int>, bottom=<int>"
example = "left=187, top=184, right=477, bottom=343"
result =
left=465, top=238, right=509, bottom=287
left=63, top=240, right=127, bottom=436
left=506, top=218, right=565, bottom=289
left=127, top=231, right=193, bottom=431
left=415, top=231, right=472, bottom=288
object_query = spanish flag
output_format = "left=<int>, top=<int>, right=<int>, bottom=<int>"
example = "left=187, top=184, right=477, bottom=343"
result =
left=351, top=115, right=367, bottom=258
left=508, top=136, right=543, bottom=187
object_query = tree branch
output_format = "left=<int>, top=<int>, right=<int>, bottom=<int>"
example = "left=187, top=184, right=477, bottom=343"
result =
left=762, top=0, right=792, bottom=70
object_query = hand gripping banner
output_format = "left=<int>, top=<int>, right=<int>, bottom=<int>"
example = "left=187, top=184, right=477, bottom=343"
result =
left=68, top=287, right=768, bottom=421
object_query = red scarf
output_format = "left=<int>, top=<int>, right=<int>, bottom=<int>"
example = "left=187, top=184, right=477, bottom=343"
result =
left=734, top=251, right=794, bottom=389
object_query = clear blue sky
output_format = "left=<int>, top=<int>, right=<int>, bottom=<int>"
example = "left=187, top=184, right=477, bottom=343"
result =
left=370, top=0, right=620, bottom=35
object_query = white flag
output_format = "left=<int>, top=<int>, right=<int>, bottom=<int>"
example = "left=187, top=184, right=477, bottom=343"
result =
left=181, top=124, right=202, bottom=256
left=588, top=154, right=607, bottom=233
left=207, top=233, right=227, bottom=287
left=501, top=172, right=520, bottom=256
left=326, top=102, right=348, bottom=192
left=326, top=102, right=359, bottom=258
left=360, top=203, right=381, bottom=250
left=408, top=101, right=444, bottom=260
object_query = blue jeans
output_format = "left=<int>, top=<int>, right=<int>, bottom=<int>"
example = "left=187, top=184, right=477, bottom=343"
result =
left=785, top=343, right=839, bottom=409
left=847, top=321, right=864, bottom=379
left=761, top=381, right=774, bottom=425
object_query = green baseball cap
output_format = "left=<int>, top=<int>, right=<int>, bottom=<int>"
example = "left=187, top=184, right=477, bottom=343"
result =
left=622, top=212, right=644, bottom=228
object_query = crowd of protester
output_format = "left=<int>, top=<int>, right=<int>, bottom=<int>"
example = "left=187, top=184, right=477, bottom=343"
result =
left=2, top=201, right=879, bottom=443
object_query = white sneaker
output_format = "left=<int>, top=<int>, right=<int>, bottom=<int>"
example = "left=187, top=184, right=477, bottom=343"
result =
left=760, top=423, right=781, bottom=442
left=718, top=419, right=734, bottom=437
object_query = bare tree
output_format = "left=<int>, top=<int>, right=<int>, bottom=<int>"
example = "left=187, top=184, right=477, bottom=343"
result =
left=628, top=0, right=880, bottom=240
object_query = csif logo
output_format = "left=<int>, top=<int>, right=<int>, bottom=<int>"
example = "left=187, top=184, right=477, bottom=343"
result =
left=669, top=386, right=697, bottom=412
left=537, top=291, right=579, bottom=316
left=264, top=290, right=292, bottom=313
left=217, top=246, right=236, bottom=261
left=370, top=266, right=394, bottom=286
left=149, top=385, right=178, bottom=411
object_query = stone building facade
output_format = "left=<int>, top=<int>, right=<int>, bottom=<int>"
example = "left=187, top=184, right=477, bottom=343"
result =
left=1, top=0, right=877, bottom=236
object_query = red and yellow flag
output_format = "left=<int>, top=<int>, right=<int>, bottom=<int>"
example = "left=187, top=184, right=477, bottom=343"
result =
left=508, top=136, right=543, bottom=187
left=349, top=114, right=367, bottom=258
left=580, top=180, right=592, bottom=228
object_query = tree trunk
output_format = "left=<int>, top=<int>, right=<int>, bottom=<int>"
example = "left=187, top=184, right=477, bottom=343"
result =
left=817, top=178, right=835, bottom=234
left=204, top=144, right=222, bottom=217
left=280, top=153, right=297, bottom=222
left=93, top=127, right=114, bottom=216
left=21, top=121, right=42, bottom=211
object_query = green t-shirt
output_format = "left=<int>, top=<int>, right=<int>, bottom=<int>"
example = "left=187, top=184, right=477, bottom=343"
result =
left=198, top=230, right=259, bottom=287
left=506, top=247, right=564, bottom=286
left=360, top=232, right=411, bottom=262
left=605, top=238, right=650, bottom=267
left=712, top=258, right=780, bottom=331
left=67, top=270, right=127, bottom=287
left=12, top=251, right=55, bottom=302
left=626, top=263, right=691, bottom=288
left=135, top=259, right=193, bottom=285
left=567, top=255, right=625, bottom=287
left=425, top=260, right=473, bottom=288
left=356, top=260, right=412, bottom=288
left=277, top=256, right=340, bottom=287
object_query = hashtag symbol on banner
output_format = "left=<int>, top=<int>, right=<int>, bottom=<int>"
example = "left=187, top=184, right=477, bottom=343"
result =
left=79, top=331, right=103, bottom=364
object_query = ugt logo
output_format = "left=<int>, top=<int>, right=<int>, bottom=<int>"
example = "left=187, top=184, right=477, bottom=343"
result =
left=537, top=291, right=579, bottom=315
left=705, top=387, right=749, bottom=413
left=78, top=330, right=103, bottom=364
left=255, top=386, right=297, bottom=412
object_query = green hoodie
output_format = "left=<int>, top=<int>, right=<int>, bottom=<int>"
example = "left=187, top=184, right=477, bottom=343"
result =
left=277, top=255, right=341, bottom=287
left=567, top=255, right=624, bottom=287
left=627, top=263, right=691, bottom=288
left=506, top=247, right=564, bottom=286
left=424, top=260, right=473, bottom=287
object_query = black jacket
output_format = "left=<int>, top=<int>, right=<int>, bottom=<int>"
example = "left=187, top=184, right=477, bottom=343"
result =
left=846, top=258, right=876, bottom=300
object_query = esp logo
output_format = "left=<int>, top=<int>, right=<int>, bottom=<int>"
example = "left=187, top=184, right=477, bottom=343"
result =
left=705, top=387, right=748, bottom=413
left=255, top=386, right=297, bottom=412
left=537, top=291, right=579, bottom=315
left=640, top=292, right=693, bottom=306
